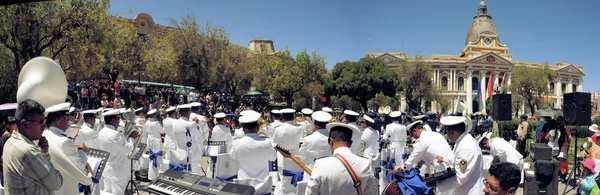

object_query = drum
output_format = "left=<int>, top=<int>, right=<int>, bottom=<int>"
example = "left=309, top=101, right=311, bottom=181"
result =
left=382, top=182, right=403, bottom=195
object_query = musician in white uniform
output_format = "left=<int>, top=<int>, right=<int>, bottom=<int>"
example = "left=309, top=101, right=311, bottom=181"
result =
left=436, top=116, right=485, bottom=195
left=146, top=109, right=165, bottom=180
left=73, top=108, right=102, bottom=149
left=171, top=104, right=203, bottom=174
left=383, top=111, right=407, bottom=164
left=299, top=108, right=314, bottom=138
left=360, top=115, right=380, bottom=174
left=306, top=123, right=378, bottom=195
left=343, top=110, right=362, bottom=155
left=43, top=103, right=93, bottom=195
left=272, top=108, right=303, bottom=195
left=211, top=112, right=233, bottom=147
left=264, top=109, right=283, bottom=137
left=230, top=111, right=277, bottom=184
left=98, top=109, right=140, bottom=195
left=162, top=107, right=177, bottom=162
left=299, top=111, right=332, bottom=180
left=413, top=115, right=433, bottom=132
left=190, top=102, right=209, bottom=141
left=478, top=131, right=524, bottom=184
left=235, top=110, right=260, bottom=139
left=395, top=121, right=455, bottom=195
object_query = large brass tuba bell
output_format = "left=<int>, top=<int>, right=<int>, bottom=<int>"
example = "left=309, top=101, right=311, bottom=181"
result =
left=17, top=57, right=68, bottom=109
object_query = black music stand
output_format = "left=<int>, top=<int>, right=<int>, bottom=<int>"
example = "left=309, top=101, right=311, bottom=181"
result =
left=84, top=148, right=110, bottom=195
left=203, top=141, right=227, bottom=178
left=127, top=143, right=147, bottom=195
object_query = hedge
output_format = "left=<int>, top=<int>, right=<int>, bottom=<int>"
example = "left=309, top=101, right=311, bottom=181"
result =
left=495, top=119, right=593, bottom=139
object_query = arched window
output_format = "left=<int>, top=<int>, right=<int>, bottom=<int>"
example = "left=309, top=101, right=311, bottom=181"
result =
left=458, top=77, right=465, bottom=91
left=441, top=77, right=448, bottom=91
left=572, top=84, right=577, bottom=92
left=472, top=77, right=479, bottom=91
left=550, top=82, right=555, bottom=92
left=561, top=83, right=566, bottom=93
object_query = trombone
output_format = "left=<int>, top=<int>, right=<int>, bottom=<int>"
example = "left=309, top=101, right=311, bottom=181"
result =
left=122, top=112, right=143, bottom=159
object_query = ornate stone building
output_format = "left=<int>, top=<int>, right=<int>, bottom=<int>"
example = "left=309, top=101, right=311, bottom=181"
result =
left=366, top=0, right=585, bottom=114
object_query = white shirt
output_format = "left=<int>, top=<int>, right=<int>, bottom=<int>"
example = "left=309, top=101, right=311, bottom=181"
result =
left=383, top=121, right=407, bottom=151
left=423, top=124, right=433, bottom=132
left=299, top=119, right=314, bottom=137
left=548, top=129, right=561, bottom=151
left=98, top=124, right=135, bottom=180
left=43, top=127, right=92, bottom=195
left=233, top=128, right=245, bottom=139
left=211, top=124, right=233, bottom=147
left=437, top=132, right=485, bottom=195
left=145, top=118, right=165, bottom=152
left=265, top=120, right=283, bottom=138
left=299, top=129, right=331, bottom=169
left=305, top=147, right=378, bottom=195
left=230, top=133, right=277, bottom=180
left=172, top=117, right=202, bottom=161
left=73, top=123, right=100, bottom=149
left=162, top=117, right=177, bottom=150
left=403, top=131, right=454, bottom=171
left=272, top=121, right=303, bottom=169
left=347, top=122, right=363, bottom=155
left=360, top=127, right=379, bottom=160
left=190, top=113, right=209, bottom=141
left=489, top=138, right=523, bottom=165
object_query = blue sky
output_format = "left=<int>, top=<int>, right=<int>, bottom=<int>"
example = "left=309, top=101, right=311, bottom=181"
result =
left=109, top=0, right=600, bottom=92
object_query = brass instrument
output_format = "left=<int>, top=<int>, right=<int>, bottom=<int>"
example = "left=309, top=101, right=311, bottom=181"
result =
left=72, top=112, right=85, bottom=141
left=257, top=117, right=270, bottom=137
left=122, top=112, right=143, bottom=159
left=17, top=57, right=96, bottom=180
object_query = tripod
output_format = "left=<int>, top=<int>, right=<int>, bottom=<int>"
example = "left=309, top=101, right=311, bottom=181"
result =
left=562, top=125, right=581, bottom=195
left=125, top=157, right=139, bottom=195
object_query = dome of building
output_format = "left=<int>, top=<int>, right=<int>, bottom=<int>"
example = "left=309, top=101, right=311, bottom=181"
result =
left=465, top=0, right=498, bottom=45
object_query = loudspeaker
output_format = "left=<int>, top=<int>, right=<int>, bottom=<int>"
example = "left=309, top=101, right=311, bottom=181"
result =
left=524, top=159, right=559, bottom=195
left=492, top=94, right=512, bottom=121
left=563, top=92, right=591, bottom=126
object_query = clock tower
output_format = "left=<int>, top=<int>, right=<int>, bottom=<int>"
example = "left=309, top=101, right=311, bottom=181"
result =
left=460, top=0, right=510, bottom=60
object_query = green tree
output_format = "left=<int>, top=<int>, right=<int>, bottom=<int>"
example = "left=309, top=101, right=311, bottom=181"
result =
left=167, top=14, right=229, bottom=90
left=0, top=0, right=109, bottom=71
left=213, top=45, right=253, bottom=95
left=510, top=63, right=556, bottom=116
left=250, top=48, right=327, bottom=106
left=397, top=56, right=436, bottom=112
left=144, top=35, right=178, bottom=83
left=326, top=57, right=398, bottom=111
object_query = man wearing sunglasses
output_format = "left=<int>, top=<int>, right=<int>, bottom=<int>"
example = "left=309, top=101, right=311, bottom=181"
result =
left=3, top=99, right=63, bottom=195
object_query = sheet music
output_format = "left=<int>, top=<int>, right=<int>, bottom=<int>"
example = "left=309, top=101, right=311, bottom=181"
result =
left=87, top=157, right=102, bottom=174
left=209, top=146, right=220, bottom=156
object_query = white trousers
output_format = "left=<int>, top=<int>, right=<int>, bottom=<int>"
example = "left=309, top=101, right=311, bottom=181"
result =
left=102, top=175, right=129, bottom=195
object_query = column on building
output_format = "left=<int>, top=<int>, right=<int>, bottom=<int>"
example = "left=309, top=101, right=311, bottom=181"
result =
left=567, top=78, right=573, bottom=93
left=401, top=95, right=407, bottom=112
left=506, top=72, right=512, bottom=93
left=493, top=71, right=500, bottom=89
left=555, top=78, right=562, bottom=109
left=480, top=71, right=487, bottom=113
left=466, top=70, right=473, bottom=114
left=578, top=79, right=583, bottom=92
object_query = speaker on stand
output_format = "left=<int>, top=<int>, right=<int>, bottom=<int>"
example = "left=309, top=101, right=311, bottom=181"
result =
left=561, top=92, right=591, bottom=195
left=492, top=94, right=512, bottom=140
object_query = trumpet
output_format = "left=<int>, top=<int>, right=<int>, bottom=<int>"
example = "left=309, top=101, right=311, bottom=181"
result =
left=257, top=117, right=270, bottom=137
left=122, top=112, right=143, bottom=159
left=72, top=112, right=86, bottom=141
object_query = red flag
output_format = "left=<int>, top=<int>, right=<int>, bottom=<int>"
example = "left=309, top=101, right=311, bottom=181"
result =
left=486, top=72, right=493, bottom=99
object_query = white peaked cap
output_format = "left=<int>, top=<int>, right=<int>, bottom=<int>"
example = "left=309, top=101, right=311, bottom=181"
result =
left=190, top=102, right=202, bottom=107
left=239, top=112, right=260, bottom=124
left=240, top=110, right=260, bottom=116
left=362, top=115, right=374, bottom=123
left=45, top=103, right=71, bottom=114
left=406, top=121, right=423, bottom=132
left=102, top=109, right=121, bottom=117
left=214, top=113, right=227, bottom=118
left=322, top=107, right=333, bottom=112
left=389, top=111, right=402, bottom=118
left=166, top=107, right=177, bottom=112
left=177, top=104, right=191, bottom=109
left=280, top=108, right=295, bottom=114
left=147, top=109, right=157, bottom=115
left=312, top=111, right=332, bottom=122
left=135, top=107, right=143, bottom=112
left=343, top=110, right=359, bottom=116
left=69, top=107, right=76, bottom=114
left=301, top=108, right=314, bottom=115
left=81, top=109, right=99, bottom=115
left=326, top=123, right=361, bottom=139
left=119, top=108, right=131, bottom=113
left=271, top=109, right=281, bottom=114
left=440, top=116, right=467, bottom=126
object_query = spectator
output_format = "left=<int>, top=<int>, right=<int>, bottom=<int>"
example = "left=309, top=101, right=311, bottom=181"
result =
left=483, top=162, right=520, bottom=195
left=577, top=159, right=596, bottom=195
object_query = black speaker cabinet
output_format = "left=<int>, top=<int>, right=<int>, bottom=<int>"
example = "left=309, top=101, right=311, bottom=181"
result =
left=492, top=94, right=512, bottom=121
left=563, top=92, right=591, bottom=126
left=524, top=159, right=559, bottom=195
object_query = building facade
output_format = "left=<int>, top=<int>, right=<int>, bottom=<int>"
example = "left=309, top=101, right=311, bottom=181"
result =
left=367, top=0, right=585, bottom=114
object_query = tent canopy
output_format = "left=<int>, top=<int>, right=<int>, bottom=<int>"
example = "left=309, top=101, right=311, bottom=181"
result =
left=121, top=80, right=195, bottom=91
left=244, top=90, right=269, bottom=97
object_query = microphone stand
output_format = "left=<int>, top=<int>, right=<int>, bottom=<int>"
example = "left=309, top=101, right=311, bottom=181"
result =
left=185, top=127, right=192, bottom=174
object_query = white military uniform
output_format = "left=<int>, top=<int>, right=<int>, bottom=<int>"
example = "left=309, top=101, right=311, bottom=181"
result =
left=265, top=119, right=283, bottom=138
left=73, top=122, right=100, bottom=149
left=299, top=128, right=330, bottom=179
left=306, top=147, right=378, bottom=195
left=347, top=122, right=362, bottom=155
left=383, top=120, right=407, bottom=164
left=211, top=124, right=233, bottom=147
left=230, top=133, right=277, bottom=180
left=190, top=112, right=210, bottom=141
left=98, top=124, right=135, bottom=195
left=361, top=126, right=380, bottom=173
left=272, top=118, right=303, bottom=195
left=233, top=128, right=245, bottom=139
left=403, top=130, right=455, bottom=173
left=43, top=126, right=93, bottom=195
left=172, top=115, right=203, bottom=174
left=162, top=115, right=177, bottom=162
left=299, top=119, right=314, bottom=138
left=146, top=115, right=165, bottom=180
left=437, top=120, right=485, bottom=195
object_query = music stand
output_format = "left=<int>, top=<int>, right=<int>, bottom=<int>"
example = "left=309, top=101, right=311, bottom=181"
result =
left=85, top=148, right=111, bottom=181
left=203, top=141, right=227, bottom=178
left=126, top=143, right=147, bottom=195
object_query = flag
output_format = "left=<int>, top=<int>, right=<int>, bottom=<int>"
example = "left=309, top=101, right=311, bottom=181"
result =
left=486, top=72, right=493, bottom=99
left=476, top=80, right=481, bottom=100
